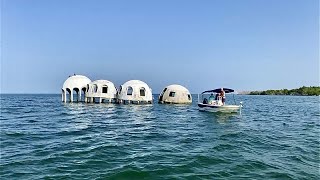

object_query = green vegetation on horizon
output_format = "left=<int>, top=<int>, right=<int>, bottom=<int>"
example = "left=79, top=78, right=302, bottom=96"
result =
left=249, top=86, right=320, bottom=96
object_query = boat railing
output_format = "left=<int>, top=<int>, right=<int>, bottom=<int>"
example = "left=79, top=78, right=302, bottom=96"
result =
left=198, top=93, right=241, bottom=106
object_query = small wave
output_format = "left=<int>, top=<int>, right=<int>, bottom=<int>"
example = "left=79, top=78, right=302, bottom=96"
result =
left=263, top=171, right=295, bottom=179
left=109, top=167, right=152, bottom=179
left=194, top=155, right=228, bottom=165
left=212, top=143, right=235, bottom=151
left=143, top=117, right=157, bottom=120
left=4, top=131, right=26, bottom=137
left=28, top=120, right=37, bottom=123
left=59, top=112, right=70, bottom=116
left=220, top=131, right=244, bottom=139
left=239, top=160, right=274, bottom=170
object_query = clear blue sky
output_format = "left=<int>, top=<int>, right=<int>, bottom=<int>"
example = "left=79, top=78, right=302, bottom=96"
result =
left=1, top=0, right=319, bottom=93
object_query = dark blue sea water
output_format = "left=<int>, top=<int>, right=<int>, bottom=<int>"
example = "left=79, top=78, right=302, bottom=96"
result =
left=1, top=94, right=319, bottom=179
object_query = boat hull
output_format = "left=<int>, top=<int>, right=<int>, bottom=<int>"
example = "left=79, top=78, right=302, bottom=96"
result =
left=198, top=103, right=241, bottom=113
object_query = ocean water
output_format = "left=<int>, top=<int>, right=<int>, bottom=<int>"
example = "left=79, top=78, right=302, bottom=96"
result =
left=0, top=94, right=319, bottom=179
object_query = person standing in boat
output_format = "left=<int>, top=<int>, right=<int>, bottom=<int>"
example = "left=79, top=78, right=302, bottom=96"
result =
left=215, top=93, right=220, bottom=100
left=220, top=88, right=226, bottom=105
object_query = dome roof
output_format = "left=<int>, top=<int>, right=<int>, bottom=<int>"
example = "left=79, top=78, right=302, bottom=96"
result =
left=122, top=80, right=149, bottom=87
left=89, top=80, right=114, bottom=85
left=62, top=75, right=91, bottom=89
left=165, top=84, right=190, bottom=92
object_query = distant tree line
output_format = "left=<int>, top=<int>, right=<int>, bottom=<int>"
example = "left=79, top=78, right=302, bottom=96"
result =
left=249, top=86, right=320, bottom=96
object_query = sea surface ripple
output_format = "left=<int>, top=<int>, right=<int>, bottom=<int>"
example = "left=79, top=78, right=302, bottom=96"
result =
left=0, top=94, right=319, bottom=179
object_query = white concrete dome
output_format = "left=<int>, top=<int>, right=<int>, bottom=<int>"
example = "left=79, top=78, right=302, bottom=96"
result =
left=86, top=80, right=117, bottom=103
left=61, top=75, right=91, bottom=102
left=62, top=75, right=91, bottom=90
left=158, top=84, right=192, bottom=104
left=117, top=80, right=153, bottom=103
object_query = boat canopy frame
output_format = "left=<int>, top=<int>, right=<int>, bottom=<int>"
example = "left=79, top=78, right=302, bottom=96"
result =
left=201, top=88, right=234, bottom=94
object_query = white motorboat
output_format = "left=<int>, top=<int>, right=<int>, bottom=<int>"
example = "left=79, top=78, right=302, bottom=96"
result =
left=197, top=88, right=242, bottom=113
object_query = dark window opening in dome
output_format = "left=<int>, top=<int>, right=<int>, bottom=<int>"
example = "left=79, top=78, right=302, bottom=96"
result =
left=140, top=88, right=146, bottom=96
left=169, top=92, right=176, bottom=97
left=66, top=88, right=71, bottom=102
left=81, top=87, right=86, bottom=101
left=102, top=86, right=108, bottom=93
left=73, top=88, right=79, bottom=102
left=188, top=94, right=191, bottom=100
left=127, top=86, right=133, bottom=95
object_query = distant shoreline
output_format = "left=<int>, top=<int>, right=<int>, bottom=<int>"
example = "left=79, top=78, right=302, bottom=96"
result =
left=246, top=86, right=320, bottom=96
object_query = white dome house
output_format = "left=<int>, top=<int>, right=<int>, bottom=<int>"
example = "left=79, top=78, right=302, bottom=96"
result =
left=62, top=74, right=91, bottom=102
left=86, top=80, right=117, bottom=103
left=158, top=84, right=192, bottom=104
left=117, top=80, right=153, bottom=104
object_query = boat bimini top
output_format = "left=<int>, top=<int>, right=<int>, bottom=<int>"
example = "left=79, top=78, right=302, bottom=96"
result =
left=201, top=88, right=234, bottom=94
